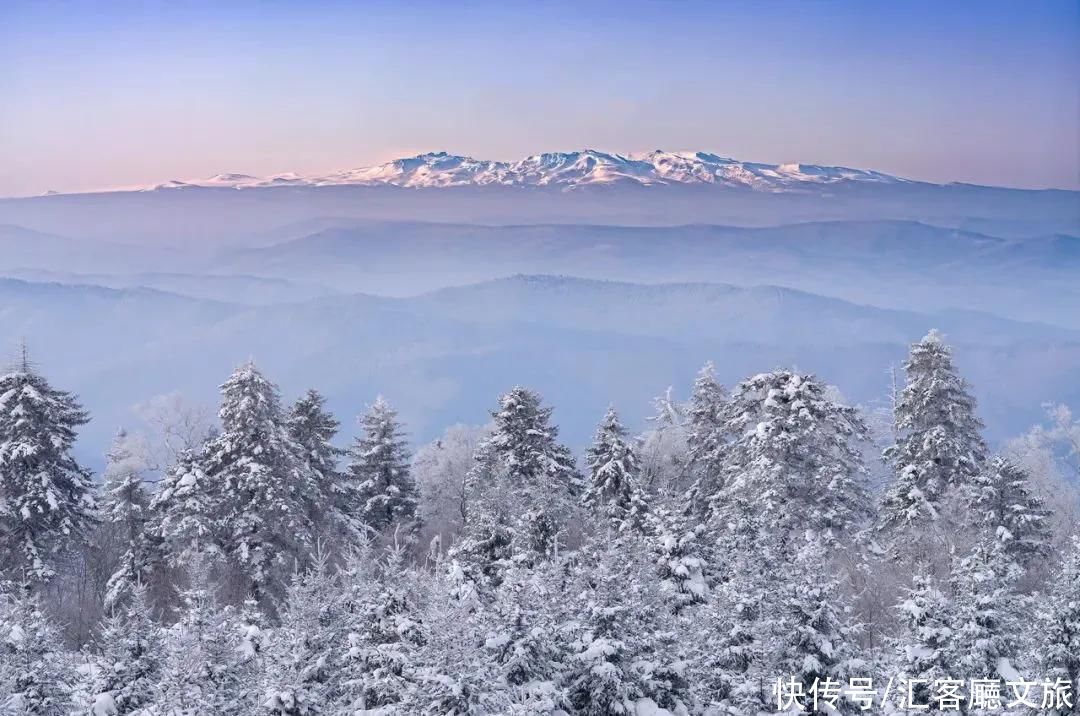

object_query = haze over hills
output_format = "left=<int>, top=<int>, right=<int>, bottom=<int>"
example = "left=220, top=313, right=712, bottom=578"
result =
left=2, top=273, right=1077, bottom=472
left=208, top=219, right=1080, bottom=329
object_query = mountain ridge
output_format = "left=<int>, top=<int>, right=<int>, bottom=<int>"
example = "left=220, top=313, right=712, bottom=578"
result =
left=84, top=149, right=927, bottom=195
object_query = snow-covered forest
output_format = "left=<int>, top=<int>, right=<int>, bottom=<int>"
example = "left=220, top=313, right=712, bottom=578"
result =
left=1, top=330, right=1079, bottom=715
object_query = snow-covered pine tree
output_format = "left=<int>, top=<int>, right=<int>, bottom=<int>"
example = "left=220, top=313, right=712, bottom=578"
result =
left=971, top=455, right=1052, bottom=578
left=453, top=387, right=580, bottom=582
left=471, top=557, right=573, bottom=711
left=684, top=361, right=728, bottom=517
left=690, top=496, right=778, bottom=713
left=158, top=558, right=260, bottom=715
left=408, top=565, right=496, bottom=714
left=149, top=447, right=217, bottom=563
left=949, top=537, right=1021, bottom=682
left=767, top=537, right=864, bottom=716
left=261, top=551, right=345, bottom=715
left=91, top=583, right=165, bottom=716
left=892, top=573, right=954, bottom=713
left=0, top=583, right=74, bottom=715
left=338, top=543, right=426, bottom=712
left=721, top=370, right=871, bottom=546
left=197, top=361, right=317, bottom=610
left=564, top=534, right=691, bottom=716
left=650, top=507, right=709, bottom=613
left=583, top=407, right=648, bottom=531
left=880, top=330, right=988, bottom=543
left=287, top=390, right=353, bottom=547
left=345, top=397, right=418, bottom=539
left=100, top=429, right=153, bottom=611
left=478, top=386, right=581, bottom=495
left=0, top=359, right=96, bottom=583
left=1037, top=536, right=1080, bottom=715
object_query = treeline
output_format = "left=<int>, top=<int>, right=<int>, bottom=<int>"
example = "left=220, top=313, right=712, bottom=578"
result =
left=0, top=331, right=1078, bottom=715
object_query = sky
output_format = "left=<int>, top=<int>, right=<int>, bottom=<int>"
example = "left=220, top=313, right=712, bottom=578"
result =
left=0, top=0, right=1077, bottom=196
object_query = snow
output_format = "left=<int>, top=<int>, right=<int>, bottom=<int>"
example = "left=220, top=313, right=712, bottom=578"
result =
left=125, top=149, right=911, bottom=193
left=634, top=697, right=676, bottom=716
left=92, top=692, right=118, bottom=716
left=996, top=656, right=1023, bottom=681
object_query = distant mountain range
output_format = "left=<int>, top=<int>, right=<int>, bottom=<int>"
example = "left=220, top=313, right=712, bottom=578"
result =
left=129, top=150, right=914, bottom=193
left=3, top=273, right=1077, bottom=469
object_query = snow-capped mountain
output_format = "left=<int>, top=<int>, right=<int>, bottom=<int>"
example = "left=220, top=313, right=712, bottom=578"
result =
left=140, top=149, right=913, bottom=193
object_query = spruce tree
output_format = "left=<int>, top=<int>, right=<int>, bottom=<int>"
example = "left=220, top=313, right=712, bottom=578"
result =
left=972, top=456, right=1052, bottom=578
left=767, top=538, right=863, bottom=716
left=564, top=535, right=690, bottom=716
left=198, top=362, right=316, bottom=609
left=481, top=558, right=570, bottom=712
left=1037, top=536, right=1080, bottom=715
left=651, top=508, right=709, bottom=612
left=158, top=559, right=259, bottom=714
left=92, top=584, right=165, bottom=716
left=881, top=330, right=987, bottom=539
left=695, top=498, right=772, bottom=711
left=453, top=387, right=579, bottom=580
left=339, top=544, right=425, bottom=712
left=0, top=584, right=74, bottom=714
left=582, top=407, right=648, bottom=530
left=721, top=370, right=871, bottom=545
left=0, top=360, right=95, bottom=582
left=149, top=448, right=216, bottom=559
left=408, top=566, right=496, bottom=714
left=949, top=537, right=1021, bottom=681
left=684, top=361, right=728, bottom=516
left=261, top=552, right=344, bottom=715
left=100, top=429, right=152, bottom=611
left=893, top=573, right=954, bottom=713
left=288, top=390, right=356, bottom=548
left=345, top=397, right=418, bottom=537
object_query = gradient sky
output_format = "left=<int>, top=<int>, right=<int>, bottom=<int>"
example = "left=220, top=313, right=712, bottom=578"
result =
left=1, top=0, right=1077, bottom=196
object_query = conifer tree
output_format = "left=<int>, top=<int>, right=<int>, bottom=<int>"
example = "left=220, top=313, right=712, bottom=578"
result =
left=767, top=538, right=864, bottom=715
left=651, top=508, right=709, bottom=612
left=949, top=537, right=1021, bottom=681
left=478, top=560, right=570, bottom=712
left=158, top=559, right=259, bottom=714
left=684, top=361, right=728, bottom=516
left=893, top=573, right=954, bottom=713
left=339, top=544, right=425, bottom=712
left=345, top=397, right=418, bottom=536
left=721, top=370, right=871, bottom=545
left=564, top=535, right=690, bottom=716
left=454, top=387, right=579, bottom=580
left=0, top=359, right=95, bottom=582
left=261, top=552, right=344, bottom=715
left=695, top=498, right=771, bottom=711
left=198, top=362, right=316, bottom=609
left=92, top=584, right=165, bottom=716
left=408, top=567, right=496, bottom=714
left=1037, top=536, right=1080, bottom=715
left=100, top=429, right=153, bottom=611
left=972, top=455, right=1052, bottom=577
left=0, top=584, right=74, bottom=714
left=149, top=448, right=216, bottom=559
left=582, top=407, right=648, bottom=530
left=881, top=330, right=987, bottom=539
left=288, top=390, right=356, bottom=548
